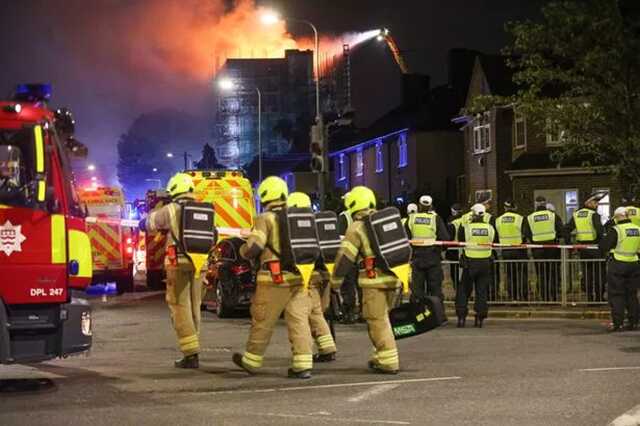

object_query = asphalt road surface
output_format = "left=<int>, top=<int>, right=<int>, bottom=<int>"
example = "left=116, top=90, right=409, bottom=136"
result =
left=1, top=295, right=639, bottom=426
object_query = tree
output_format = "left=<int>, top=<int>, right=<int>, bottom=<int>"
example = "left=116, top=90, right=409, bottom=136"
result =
left=501, top=0, right=640, bottom=192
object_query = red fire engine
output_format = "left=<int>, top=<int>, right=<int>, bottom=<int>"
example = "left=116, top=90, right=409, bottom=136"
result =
left=0, top=84, right=93, bottom=364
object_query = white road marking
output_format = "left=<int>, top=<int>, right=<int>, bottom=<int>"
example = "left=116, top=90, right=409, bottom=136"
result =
left=608, top=403, right=640, bottom=426
left=261, top=412, right=411, bottom=425
left=348, top=383, right=400, bottom=403
left=579, top=367, right=640, bottom=372
left=202, top=376, right=462, bottom=395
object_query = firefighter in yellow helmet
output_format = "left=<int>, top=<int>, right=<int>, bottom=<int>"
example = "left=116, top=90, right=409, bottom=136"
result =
left=287, top=191, right=337, bottom=362
left=139, top=172, right=202, bottom=368
left=232, top=177, right=314, bottom=379
left=331, top=186, right=400, bottom=374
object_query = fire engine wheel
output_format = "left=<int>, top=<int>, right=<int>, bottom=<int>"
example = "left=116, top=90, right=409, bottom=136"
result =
left=216, top=281, right=234, bottom=318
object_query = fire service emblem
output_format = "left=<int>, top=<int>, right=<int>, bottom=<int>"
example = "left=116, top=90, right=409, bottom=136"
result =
left=0, top=220, right=27, bottom=256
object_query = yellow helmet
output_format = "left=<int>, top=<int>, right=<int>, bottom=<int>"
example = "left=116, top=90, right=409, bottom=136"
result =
left=287, top=192, right=311, bottom=208
left=166, top=172, right=194, bottom=198
left=257, top=176, right=288, bottom=204
left=344, top=186, right=376, bottom=214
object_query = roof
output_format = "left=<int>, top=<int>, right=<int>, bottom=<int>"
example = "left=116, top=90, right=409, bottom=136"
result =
left=478, top=54, right=518, bottom=97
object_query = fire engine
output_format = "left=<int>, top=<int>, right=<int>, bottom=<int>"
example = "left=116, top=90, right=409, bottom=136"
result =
left=0, top=84, right=93, bottom=364
left=78, top=186, right=135, bottom=294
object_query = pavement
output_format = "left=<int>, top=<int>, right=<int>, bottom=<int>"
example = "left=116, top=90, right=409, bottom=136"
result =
left=0, top=294, right=639, bottom=426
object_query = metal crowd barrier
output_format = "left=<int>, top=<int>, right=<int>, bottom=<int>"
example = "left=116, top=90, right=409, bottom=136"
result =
left=440, top=247, right=609, bottom=306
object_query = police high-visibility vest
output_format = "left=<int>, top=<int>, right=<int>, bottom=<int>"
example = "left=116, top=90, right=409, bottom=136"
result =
left=462, top=210, right=492, bottom=225
left=625, top=206, right=640, bottom=227
left=613, top=222, right=640, bottom=262
left=527, top=210, right=557, bottom=242
left=450, top=217, right=463, bottom=242
left=496, top=212, right=523, bottom=245
left=573, top=208, right=597, bottom=242
left=463, top=222, right=495, bottom=259
left=408, top=212, right=437, bottom=241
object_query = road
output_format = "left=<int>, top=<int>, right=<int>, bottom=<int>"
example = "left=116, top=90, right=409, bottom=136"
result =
left=1, top=295, right=639, bottom=426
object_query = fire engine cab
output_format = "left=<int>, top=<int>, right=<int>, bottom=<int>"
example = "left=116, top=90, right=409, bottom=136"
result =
left=0, top=84, right=93, bottom=364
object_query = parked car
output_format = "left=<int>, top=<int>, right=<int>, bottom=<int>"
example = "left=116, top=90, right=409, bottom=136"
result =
left=201, top=237, right=255, bottom=318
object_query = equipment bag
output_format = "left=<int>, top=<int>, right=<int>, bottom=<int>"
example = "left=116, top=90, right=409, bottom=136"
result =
left=315, top=211, right=341, bottom=264
left=179, top=200, right=217, bottom=254
left=389, top=296, right=445, bottom=340
left=285, top=206, right=321, bottom=265
left=365, top=207, right=412, bottom=271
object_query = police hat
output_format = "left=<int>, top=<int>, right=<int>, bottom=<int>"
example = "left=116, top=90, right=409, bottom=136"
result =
left=451, top=203, right=462, bottom=215
left=504, top=199, right=516, bottom=210
left=585, top=190, right=607, bottom=205
left=535, top=195, right=546, bottom=203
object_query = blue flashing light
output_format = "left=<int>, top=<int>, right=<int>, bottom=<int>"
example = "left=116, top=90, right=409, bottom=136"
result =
left=69, top=260, right=80, bottom=276
left=395, top=196, right=405, bottom=204
left=14, top=83, right=52, bottom=103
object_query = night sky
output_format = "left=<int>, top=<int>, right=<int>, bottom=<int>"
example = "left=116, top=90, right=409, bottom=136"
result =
left=0, top=0, right=548, bottom=184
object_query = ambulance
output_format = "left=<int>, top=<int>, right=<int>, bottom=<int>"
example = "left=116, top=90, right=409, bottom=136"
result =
left=78, top=186, right=136, bottom=294
left=0, top=84, right=93, bottom=364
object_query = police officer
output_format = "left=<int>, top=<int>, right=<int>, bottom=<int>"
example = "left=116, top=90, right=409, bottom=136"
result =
left=287, top=192, right=337, bottom=362
left=461, top=197, right=494, bottom=226
left=599, top=207, right=640, bottom=332
left=566, top=193, right=606, bottom=301
left=332, top=186, right=400, bottom=374
left=456, top=204, right=497, bottom=328
left=405, top=195, right=450, bottom=315
left=140, top=173, right=202, bottom=368
left=338, top=192, right=360, bottom=324
left=523, top=196, right=565, bottom=301
left=232, top=177, right=314, bottom=379
left=496, top=200, right=528, bottom=301
left=621, top=195, right=640, bottom=227
left=402, top=203, right=418, bottom=227
left=446, top=203, right=464, bottom=290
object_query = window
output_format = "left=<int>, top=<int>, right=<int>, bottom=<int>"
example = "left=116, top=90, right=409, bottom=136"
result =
left=474, top=189, right=493, bottom=203
left=593, top=188, right=611, bottom=224
left=513, top=113, right=526, bottom=149
left=397, top=134, right=408, bottom=168
left=473, top=113, right=491, bottom=153
left=337, top=154, right=346, bottom=182
left=355, top=149, right=364, bottom=177
left=565, top=190, right=579, bottom=219
left=545, top=119, right=565, bottom=147
left=375, top=141, right=384, bottom=173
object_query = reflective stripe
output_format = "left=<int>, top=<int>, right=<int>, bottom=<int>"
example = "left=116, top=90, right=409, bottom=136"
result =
left=242, top=351, right=264, bottom=368
left=68, top=229, right=93, bottom=278
left=408, top=213, right=437, bottom=239
left=496, top=212, right=523, bottom=245
left=574, top=209, right=596, bottom=242
left=527, top=210, right=556, bottom=242
left=291, top=353, right=313, bottom=370
left=463, top=223, right=494, bottom=259
left=178, top=335, right=200, bottom=353
left=316, top=334, right=336, bottom=351
left=34, top=125, right=44, bottom=173
left=51, top=214, right=66, bottom=264
left=341, top=240, right=359, bottom=257
left=614, top=223, right=640, bottom=262
left=377, top=349, right=399, bottom=367
left=371, top=214, right=401, bottom=225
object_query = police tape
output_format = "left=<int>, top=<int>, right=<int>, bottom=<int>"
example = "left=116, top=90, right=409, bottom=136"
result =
left=84, top=216, right=250, bottom=238
left=409, top=239, right=599, bottom=250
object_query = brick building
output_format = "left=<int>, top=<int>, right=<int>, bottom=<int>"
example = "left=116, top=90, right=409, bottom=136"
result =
left=457, top=53, right=620, bottom=222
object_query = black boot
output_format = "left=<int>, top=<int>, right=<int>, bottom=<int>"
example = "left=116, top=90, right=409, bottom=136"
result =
left=174, top=354, right=199, bottom=369
left=232, top=352, right=257, bottom=375
left=457, top=317, right=466, bottom=328
left=474, top=316, right=484, bottom=328
left=607, top=323, right=624, bottom=333
left=368, top=360, right=399, bottom=375
left=313, top=352, right=336, bottom=363
left=287, top=368, right=312, bottom=379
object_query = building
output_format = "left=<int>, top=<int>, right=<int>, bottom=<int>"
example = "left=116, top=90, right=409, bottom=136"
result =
left=457, top=53, right=619, bottom=222
left=215, top=50, right=314, bottom=170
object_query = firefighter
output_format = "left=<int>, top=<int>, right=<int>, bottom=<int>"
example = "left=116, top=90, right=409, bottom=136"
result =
left=523, top=196, right=566, bottom=301
left=139, top=173, right=202, bottom=368
left=446, top=203, right=464, bottom=289
left=405, top=195, right=450, bottom=316
left=232, top=177, right=314, bottom=379
left=566, top=192, right=606, bottom=301
left=496, top=200, right=528, bottom=301
left=599, top=207, right=640, bottom=332
left=402, top=203, right=418, bottom=227
left=287, top=192, right=337, bottom=362
left=332, top=186, right=400, bottom=374
left=456, top=204, right=497, bottom=328
left=621, top=195, right=640, bottom=227
left=338, top=192, right=360, bottom=324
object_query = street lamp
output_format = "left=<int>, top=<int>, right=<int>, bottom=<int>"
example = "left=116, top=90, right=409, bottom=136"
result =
left=87, top=164, right=95, bottom=171
left=152, top=167, right=158, bottom=172
left=166, top=152, right=174, bottom=158
left=262, top=10, right=325, bottom=207
left=218, top=78, right=263, bottom=184
left=166, top=151, right=192, bottom=170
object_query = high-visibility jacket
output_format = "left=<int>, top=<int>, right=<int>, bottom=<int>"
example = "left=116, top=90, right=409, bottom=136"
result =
left=573, top=208, right=597, bottom=242
left=613, top=222, right=640, bottom=262
left=495, top=212, right=523, bottom=245
left=147, top=193, right=195, bottom=267
left=463, top=222, right=495, bottom=259
left=450, top=217, right=463, bottom=242
left=462, top=210, right=492, bottom=225
left=625, top=206, right=640, bottom=228
left=527, top=210, right=557, bottom=242
left=408, top=212, right=437, bottom=241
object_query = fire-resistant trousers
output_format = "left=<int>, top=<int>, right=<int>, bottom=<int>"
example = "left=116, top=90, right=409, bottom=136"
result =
left=456, top=259, right=492, bottom=319
left=362, top=287, right=399, bottom=372
left=607, top=260, right=640, bottom=327
left=166, top=264, right=201, bottom=356
left=242, top=284, right=314, bottom=373
left=309, top=284, right=336, bottom=355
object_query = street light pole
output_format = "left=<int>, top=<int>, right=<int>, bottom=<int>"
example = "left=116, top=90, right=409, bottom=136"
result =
left=256, top=87, right=262, bottom=184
